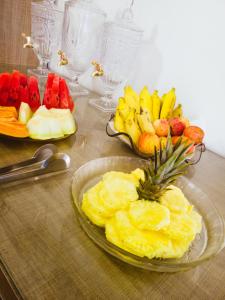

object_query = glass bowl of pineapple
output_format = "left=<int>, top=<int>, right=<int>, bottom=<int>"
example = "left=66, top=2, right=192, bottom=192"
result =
left=71, top=156, right=225, bottom=272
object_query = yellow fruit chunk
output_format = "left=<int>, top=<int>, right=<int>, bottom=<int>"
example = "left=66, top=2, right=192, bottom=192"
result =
left=169, top=238, right=192, bottom=259
left=111, top=211, right=173, bottom=258
left=105, top=218, right=125, bottom=250
left=159, top=185, right=191, bottom=213
left=82, top=184, right=109, bottom=227
left=100, top=172, right=138, bottom=214
left=162, top=210, right=202, bottom=240
left=128, top=200, right=170, bottom=231
left=131, top=168, right=145, bottom=182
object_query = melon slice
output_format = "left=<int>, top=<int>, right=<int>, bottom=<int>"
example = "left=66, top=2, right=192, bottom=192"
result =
left=19, top=102, right=33, bottom=124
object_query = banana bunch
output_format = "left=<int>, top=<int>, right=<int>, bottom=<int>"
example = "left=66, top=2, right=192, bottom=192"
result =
left=114, top=86, right=183, bottom=145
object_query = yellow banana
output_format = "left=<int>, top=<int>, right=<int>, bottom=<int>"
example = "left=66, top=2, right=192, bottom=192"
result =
left=124, top=86, right=140, bottom=113
left=124, top=109, right=141, bottom=145
left=137, top=111, right=155, bottom=134
left=117, top=97, right=130, bottom=119
left=152, top=90, right=161, bottom=121
left=117, top=97, right=126, bottom=109
left=139, top=86, right=153, bottom=119
left=160, top=88, right=176, bottom=119
left=172, top=104, right=183, bottom=118
left=114, top=109, right=125, bottom=132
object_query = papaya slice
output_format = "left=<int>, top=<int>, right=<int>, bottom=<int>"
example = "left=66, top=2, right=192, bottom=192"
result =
left=0, top=117, right=18, bottom=123
left=0, top=120, right=29, bottom=138
left=0, top=106, right=18, bottom=118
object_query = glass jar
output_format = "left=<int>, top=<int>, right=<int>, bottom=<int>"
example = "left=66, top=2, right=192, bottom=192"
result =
left=89, top=5, right=143, bottom=112
left=28, top=0, right=63, bottom=82
left=60, top=0, right=106, bottom=95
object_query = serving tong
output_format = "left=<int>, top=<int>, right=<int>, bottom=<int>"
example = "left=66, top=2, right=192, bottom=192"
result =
left=0, top=144, right=71, bottom=184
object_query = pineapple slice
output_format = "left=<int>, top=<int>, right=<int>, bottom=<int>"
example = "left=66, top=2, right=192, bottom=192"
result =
left=128, top=200, right=170, bottom=231
left=105, top=218, right=125, bottom=250
left=82, top=182, right=111, bottom=227
left=167, top=238, right=193, bottom=259
left=162, top=211, right=201, bottom=240
left=159, top=185, right=191, bottom=213
left=109, top=211, right=173, bottom=258
left=99, top=172, right=139, bottom=214
left=82, top=171, right=139, bottom=226
left=82, top=194, right=107, bottom=227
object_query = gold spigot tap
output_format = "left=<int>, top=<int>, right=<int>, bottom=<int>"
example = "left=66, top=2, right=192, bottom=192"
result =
left=22, top=33, right=34, bottom=49
left=58, top=50, right=68, bottom=66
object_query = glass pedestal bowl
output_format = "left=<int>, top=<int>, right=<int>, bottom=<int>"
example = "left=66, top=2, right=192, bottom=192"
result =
left=71, top=156, right=225, bottom=272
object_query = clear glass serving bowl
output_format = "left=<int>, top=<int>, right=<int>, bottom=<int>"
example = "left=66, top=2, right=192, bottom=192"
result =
left=71, top=156, right=225, bottom=272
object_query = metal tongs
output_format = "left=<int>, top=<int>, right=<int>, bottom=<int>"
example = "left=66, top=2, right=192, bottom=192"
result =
left=0, top=144, right=71, bottom=184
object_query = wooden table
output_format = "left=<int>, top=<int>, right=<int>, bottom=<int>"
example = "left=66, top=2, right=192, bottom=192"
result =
left=0, top=66, right=225, bottom=300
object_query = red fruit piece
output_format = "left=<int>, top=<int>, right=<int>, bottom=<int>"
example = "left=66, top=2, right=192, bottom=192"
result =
left=43, top=74, right=60, bottom=109
left=17, top=71, right=28, bottom=87
left=43, top=88, right=51, bottom=109
left=50, top=75, right=60, bottom=108
left=19, top=86, right=29, bottom=104
left=0, top=73, right=11, bottom=106
left=46, top=73, right=55, bottom=89
left=8, top=70, right=21, bottom=108
left=59, top=78, right=74, bottom=111
left=169, top=117, right=186, bottom=136
left=28, top=76, right=41, bottom=111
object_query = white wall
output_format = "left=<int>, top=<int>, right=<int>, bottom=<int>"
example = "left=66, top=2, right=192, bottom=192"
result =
left=95, top=0, right=225, bottom=157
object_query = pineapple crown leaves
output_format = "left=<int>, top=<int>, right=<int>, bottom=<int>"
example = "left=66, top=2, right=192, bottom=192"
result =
left=137, top=133, right=194, bottom=202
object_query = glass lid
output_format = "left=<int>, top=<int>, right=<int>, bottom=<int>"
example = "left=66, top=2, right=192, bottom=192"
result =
left=65, top=0, right=106, bottom=17
left=109, top=0, right=143, bottom=33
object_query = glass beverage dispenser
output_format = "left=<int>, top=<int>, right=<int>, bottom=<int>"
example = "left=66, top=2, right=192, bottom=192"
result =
left=60, top=0, right=106, bottom=95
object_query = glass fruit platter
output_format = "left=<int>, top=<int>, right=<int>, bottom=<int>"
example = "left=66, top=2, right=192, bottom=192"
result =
left=0, top=71, right=77, bottom=142
left=72, top=156, right=225, bottom=272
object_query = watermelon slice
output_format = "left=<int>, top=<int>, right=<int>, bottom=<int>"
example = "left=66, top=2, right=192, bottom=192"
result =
left=19, top=86, right=29, bottom=104
left=43, top=73, right=55, bottom=109
left=0, top=71, right=42, bottom=111
left=59, top=78, right=74, bottom=111
left=0, top=73, right=11, bottom=106
left=50, top=75, right=60, bottom=108
left=46, top=73, right=55, bottom=89
left=43, top=73, right=74, bottom=111
left=19, top=72, right=28, bottom=87
left=28, top=76, right=41, bottom=112
left=8, top=70, right=21, bottom=108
